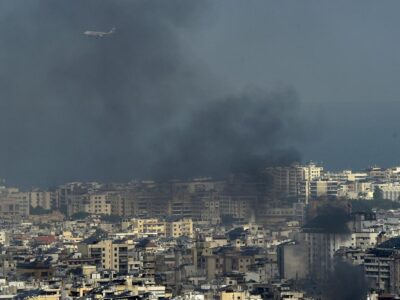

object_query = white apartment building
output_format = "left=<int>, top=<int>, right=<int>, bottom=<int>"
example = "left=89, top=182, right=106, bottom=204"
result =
left=350, top=232, right=379, bottom=250
left=338, top=181, right=373, bottom=199
left=298, top=179, right=338, bottom=202
left=376, top=183, right=400, bottom=201
left=323, top=170, right=368, bottom=182
left=267, top=162, right=323, bottom=200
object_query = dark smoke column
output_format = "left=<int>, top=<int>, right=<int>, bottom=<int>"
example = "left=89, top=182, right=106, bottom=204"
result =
left=0, top=0, right=305, bottom=186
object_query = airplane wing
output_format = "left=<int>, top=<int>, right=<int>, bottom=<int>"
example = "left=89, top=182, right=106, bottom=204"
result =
left=84, top=29, right=114, bottom=37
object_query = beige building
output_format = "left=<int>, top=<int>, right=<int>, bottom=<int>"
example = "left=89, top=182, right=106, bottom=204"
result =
left=132, top=218, right=167, bottom=237
left=109, top=192, right=124, bottom=216
left=167, top=218, right=194, bottom=238
left=220, top=291, right=249, bottom=300
left=29, top=190, right=52, bottom=210
left=123, top=217, right=194, bottom=238
left=169, top=190, right=197, bottom=219
left=0, top=191, right=29, bottom=218
left=66, top=194, right=87, bottom=216
left=85, top=240, right=134, bottom=273
left=220, top=195, right=254, bottom=221
left=85, top=194, right=111, bottom=215
left=119, top=190, right=170, bottom=218
left=309, top=179, right=338, bottom=200
left=0, top=231, right=10, bottom=246
left=199, top=191, right=221, bottom=224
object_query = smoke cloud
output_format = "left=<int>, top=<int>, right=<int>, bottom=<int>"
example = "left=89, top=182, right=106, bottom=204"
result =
left=303, top=205, right=351, bottom=234
left=0, top=1, right=304, bottom=186
left=322, top=260, right=367, bottom=300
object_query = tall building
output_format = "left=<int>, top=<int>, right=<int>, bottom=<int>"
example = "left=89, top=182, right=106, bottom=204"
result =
left=280, top=211, right=353, bottom=281
left=198, top=191, right=221, bottom=224
left=0, top=191, right=29, bottom=218
left=361, top=237, right=400, bottom=294
left=267, top=162, right=323, bottom=201
left=219, top=195, right=254, bottom=222
left=29, top=190, right=52, bottom=210
left=66, top=194, right=87, bottom=217
left=121, top=188, right=170, bottom=219
left=84, top=240, right=133, bottom=274
left=132, top=218, right=167, bottom=237
left=84, top=194, right=111, bottom=215
left=376, top=183, right=400, bottom=201
left=167, top=218, right=194, bottom=238
left=309, top=179, right=339, bottom=200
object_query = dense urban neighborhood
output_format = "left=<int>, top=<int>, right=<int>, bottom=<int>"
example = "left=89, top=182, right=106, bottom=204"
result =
left=1, top=164, right=400, bottom=299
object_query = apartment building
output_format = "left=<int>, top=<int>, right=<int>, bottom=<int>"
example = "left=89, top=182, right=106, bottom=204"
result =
left=267, top=162, right=323, bottom=199
left=85, top=240, right=134, bottom=274
left=121, top=190, right=170, bottom=218
left=84, top=194, right=111, bottom=215
left=167, top=218, right=194, bottom=238
left=66, top=194, right=87, bottom=217
left=377, top=183, right=400, bottom=201
left=0, top=191, right=29, bottom=218
left=29, top=190, right=52, bottom=210
left=199, top=191, right=221, bottom=224
left=309, top=179, right=339, bottom=200
left=132, top=218, right=167, bottom=237
left=219, top=195, right=254, bottom=221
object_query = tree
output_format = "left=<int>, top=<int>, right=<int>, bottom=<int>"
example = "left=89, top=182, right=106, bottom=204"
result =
left=373, top=186, right=383, bottom=200
left=100, top=214, right=122, bottom=223
left=70, top=212, right=90, bottom=220
left=29, top=206, right=51, bottom=215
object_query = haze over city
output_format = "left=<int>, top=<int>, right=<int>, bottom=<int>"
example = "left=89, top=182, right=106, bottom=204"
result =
left=1, top=1, right=400, bottom=186
left=2, top=2, right=400, bottom=300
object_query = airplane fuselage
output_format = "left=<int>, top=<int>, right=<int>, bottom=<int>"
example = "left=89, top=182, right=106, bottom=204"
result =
left=84, top=28, right=115, bottom=38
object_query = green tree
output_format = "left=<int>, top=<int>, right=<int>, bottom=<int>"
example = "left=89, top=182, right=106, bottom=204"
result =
left=101, top=214, right=122, bottom=223
left=29, top=206, right=51, bottom=215
left=373, top=186, right=383, bottom=200
left=70, top=212, right=90, bottom=220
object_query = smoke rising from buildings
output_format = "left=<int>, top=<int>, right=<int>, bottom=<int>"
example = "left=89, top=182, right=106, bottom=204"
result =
left=0, top=1, right=304, bottom=186
left=155, top=87, right=302, bottom=179
left=322, top=260, right=367, bottom=300
left=304, top=205, right=351, bottom=234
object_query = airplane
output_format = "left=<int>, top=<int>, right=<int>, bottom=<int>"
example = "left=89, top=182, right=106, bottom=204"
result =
left=84, top=27, right=116, bottom=38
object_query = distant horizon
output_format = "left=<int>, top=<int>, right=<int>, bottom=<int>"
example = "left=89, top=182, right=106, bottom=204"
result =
left=2, top=1, right=400, bottom=188
left=3, top=160, right=400, bottom=189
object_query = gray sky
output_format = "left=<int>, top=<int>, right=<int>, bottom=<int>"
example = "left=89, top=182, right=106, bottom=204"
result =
left=189, top=1, right=400, bottom=170
left=1, top=1, right=400, bottom=186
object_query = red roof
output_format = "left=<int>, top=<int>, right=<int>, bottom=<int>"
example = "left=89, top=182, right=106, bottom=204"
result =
left=34, top=235, right=57, bottom=244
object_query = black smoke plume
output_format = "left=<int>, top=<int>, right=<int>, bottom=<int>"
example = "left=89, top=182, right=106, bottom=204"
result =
left=322, top=260, right=367, bottom=300
left=155, top=87, right=302, bottom=179
left=303, top=205, right=351, bottom=234
left=0, top=1, right=304, bottom=186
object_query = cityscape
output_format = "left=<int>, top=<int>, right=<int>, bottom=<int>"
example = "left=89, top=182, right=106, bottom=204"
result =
left=2, top=1, right=400, bottom=300
left=0, top=163, right=400, bottom=299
